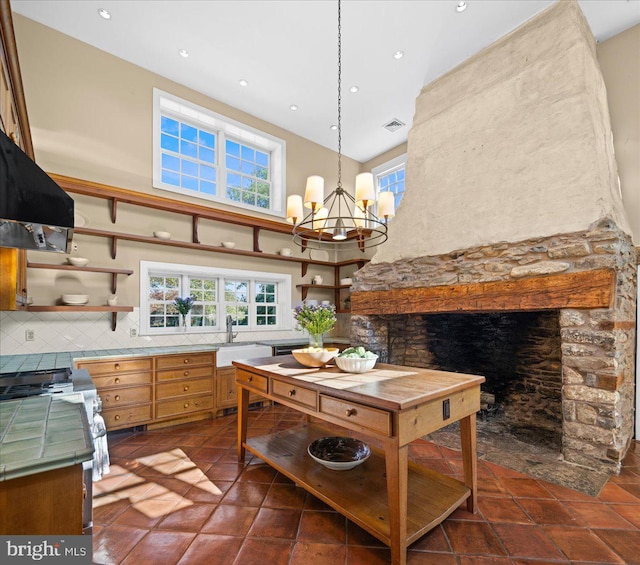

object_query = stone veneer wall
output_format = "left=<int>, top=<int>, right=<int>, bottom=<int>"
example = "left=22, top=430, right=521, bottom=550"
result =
left=351, top=218, right=637, bottom=472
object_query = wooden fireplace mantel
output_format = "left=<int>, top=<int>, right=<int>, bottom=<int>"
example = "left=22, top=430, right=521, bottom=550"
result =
left=350, top=268, right=615, bottom=316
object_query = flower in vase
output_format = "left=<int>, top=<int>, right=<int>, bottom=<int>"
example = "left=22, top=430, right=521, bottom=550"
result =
left=293, top=303, right=336, bottom=336
left=174, top=296, right=195, bottom=326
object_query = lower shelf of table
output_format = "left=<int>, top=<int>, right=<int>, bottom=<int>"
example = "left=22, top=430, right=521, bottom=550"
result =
left=244, top=423, right=470, bottom=547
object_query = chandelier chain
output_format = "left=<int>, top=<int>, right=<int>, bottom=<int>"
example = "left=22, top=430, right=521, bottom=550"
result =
left=337, top=0, right=342, bottom=189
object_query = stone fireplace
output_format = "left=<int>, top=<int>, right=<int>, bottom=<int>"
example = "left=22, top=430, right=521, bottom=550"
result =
left=350, top=1, right=637, bottom=475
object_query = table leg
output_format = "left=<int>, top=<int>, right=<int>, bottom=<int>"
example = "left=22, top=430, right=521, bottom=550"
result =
left=385, top=441, right=408, bottom=565
left=237, top=386, right=249, bottom=462
left=459, top=413, right=478, bottom=513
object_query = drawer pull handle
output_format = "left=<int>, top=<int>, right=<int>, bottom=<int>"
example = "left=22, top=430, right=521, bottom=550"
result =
left=115, top=395, right=120, bottom=401
left=115, top=378, right=120, bottom=384
left=184, top=371, right=189, bottom=376
left=115, top=363, right=120, bottom=370
left=345, top=408, right=357, bottom=417
left=184, top=359, right=189, bottom=364
left=183, top=386, right=189, bottom=392
left=288, top=389, right=296, bottom=397
left=184, top=403, right=189, bottom=408
left=114, top=415, right=121, bottom=421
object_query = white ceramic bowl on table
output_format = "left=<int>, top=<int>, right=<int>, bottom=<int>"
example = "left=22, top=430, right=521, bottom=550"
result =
left=335, top=355, right=378, bottom=374
left=292, top=348, right=339, bottom=368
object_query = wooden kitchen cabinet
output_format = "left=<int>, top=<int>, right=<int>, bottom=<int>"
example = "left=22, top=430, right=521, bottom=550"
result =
left=216, top=365, right=265, bottom=413
left=154, top=352, right=215, bottom=425
left=76, top=357, right=153, bottom=431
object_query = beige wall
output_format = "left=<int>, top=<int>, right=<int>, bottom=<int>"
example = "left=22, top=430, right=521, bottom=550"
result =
left=597, top=24, right=640, bottom=242
left=13, top=14, right=362, bottom=312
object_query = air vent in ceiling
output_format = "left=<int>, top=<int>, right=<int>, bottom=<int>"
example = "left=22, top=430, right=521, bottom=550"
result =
left=382, top=118, right=405, bottom=132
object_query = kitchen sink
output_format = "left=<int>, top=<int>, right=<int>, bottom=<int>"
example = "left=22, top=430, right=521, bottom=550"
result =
left=215, top=343, right=272, bottom=367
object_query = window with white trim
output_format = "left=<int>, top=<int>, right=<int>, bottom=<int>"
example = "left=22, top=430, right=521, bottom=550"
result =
left=140, top=261, right=292, bottom=335
left=371, top=153, right=407, bottom=217
left=153, top=88, right=286, bottom=217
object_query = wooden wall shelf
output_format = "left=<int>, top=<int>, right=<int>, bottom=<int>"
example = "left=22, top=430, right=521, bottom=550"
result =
left=27, top=262, right=133, bottom=295
left=25, top=305, right=134, bottom=331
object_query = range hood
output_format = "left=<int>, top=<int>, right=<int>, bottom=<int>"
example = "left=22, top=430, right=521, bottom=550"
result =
left=0, top=129, right=74, bottom=253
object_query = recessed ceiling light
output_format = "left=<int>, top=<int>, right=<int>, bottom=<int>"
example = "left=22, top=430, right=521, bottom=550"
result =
left=330, top=125, right=338, bottom=131
left=179, top=49, right=189, bottom=58
left=456, top=1, right=468, bottom=13
left=239, top=79, right=248, bottom=87
left=289, top=104, right=298, bottom=111
left=393, top=50, right=404, bottom=60
left=97, top=8, right=111, bottom=20
left=349, top=86, right=359, bottom=93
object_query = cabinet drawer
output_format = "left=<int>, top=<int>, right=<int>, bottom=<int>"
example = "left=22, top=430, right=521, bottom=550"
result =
left=271, top=379, right=317, bottom=410
left=101, top=385, right=152, bottom=407
left=235, top=369, right=268, bottom=393
left=76, top=358, right=152, bottom=375
left=156, top=395, right=214, bottom=418
left=156, top=365, right=213, bottom=381
left=156, top=353, right=214, bottom=370
left=93, top=371, right=152, bottom=389
left=103, top=404, right=152, bottom=429
left=319, top=395, right=392, bottom=436
left=157, top=377, right=213, bottom=400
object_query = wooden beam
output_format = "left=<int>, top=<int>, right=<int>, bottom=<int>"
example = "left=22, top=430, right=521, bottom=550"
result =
left=350, top=269, right=615, bottom=315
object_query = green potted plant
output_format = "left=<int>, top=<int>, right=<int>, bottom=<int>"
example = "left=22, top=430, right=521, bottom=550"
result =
left=174, top=296, right=195, bottom=329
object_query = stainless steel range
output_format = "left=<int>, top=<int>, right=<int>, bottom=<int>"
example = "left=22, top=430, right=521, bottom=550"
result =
left=0, top=367, right=105, bottom=534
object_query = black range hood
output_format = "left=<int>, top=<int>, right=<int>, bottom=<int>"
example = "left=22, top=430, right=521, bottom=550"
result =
left=0, top=129, right=74, bottom=253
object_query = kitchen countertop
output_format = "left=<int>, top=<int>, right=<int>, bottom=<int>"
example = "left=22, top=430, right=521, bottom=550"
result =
left=0, top=393, right=94, bottom=481
left=0, top=338, right=352, bottom=374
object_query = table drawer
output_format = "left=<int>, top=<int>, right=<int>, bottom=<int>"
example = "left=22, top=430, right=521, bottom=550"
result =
left=92, top=371, right=152, bottom=389
left=157, top=377, right=213, bottom=400
left=156, top=365, right=213, bottom=381
left=103, top=404, right=152, bottom=429
left=101, top=385, right=151, bottom=407
left=271, top=379, right=317, bottom=410
left=236, top=369, right=268, bottom=394
left=76, top=358, right=152, bottom=375
left=156, top=395, right=214, bottom=418
left=156, top=353, right=214, bottom=370
left=319, top=395, right=392, bottom=436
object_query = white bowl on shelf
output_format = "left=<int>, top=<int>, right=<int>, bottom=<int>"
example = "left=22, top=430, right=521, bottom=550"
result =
left=67, top=257, right=89, bottom=267
left=339, top=278, right=353, bottom=286
left=335, top=355, right=378, bottom=374
left=308, top=436, right=371, bottom=471
left=61, top=294, right=89, bottom=305
left=221, top=241, right=236, bottom=249
left=153, top=231, right=171, bottom=240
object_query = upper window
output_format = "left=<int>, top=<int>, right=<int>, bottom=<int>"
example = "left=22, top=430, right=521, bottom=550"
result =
left=371, top=153, right=407, bottom=217
left=153, top=88, right=286, bottom=218
left=140, top=261, right=292, bottom=335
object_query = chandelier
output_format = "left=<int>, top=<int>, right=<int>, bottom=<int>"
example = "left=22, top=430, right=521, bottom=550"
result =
left=286, top=0, right=395, bottom=252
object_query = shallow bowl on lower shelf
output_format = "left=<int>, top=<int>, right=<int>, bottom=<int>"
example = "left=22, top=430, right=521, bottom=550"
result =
left=292, top=348, right=339, bottom=368
left=308, top=436, right=371, bottom=471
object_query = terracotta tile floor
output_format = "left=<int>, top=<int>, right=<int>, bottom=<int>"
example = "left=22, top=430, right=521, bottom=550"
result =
left=92, top=405, right=640, bottom=564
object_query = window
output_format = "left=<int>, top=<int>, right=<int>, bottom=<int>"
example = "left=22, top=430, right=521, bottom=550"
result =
left=371, top=153, right=407, bottom=216
left=153, top=88, right=286, bottom=217
left=140, top=261, right=291, bottom=335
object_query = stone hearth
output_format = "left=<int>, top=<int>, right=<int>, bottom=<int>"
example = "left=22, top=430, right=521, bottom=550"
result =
left=351, top=220, right=637, bottom=474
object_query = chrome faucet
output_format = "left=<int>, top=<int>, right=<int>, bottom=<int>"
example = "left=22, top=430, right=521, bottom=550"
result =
left=226, top=314, right=237, bottom=343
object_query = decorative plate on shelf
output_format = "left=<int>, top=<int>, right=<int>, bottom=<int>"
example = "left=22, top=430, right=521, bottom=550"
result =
left=307, top=436, right=371, bottom=471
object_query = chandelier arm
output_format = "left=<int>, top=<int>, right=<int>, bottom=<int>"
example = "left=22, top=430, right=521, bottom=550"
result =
left=336, top=0, right=342, bottom=189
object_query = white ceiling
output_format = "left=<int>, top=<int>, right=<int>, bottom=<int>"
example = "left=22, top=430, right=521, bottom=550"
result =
left=10, top=0, right=640, bottom=163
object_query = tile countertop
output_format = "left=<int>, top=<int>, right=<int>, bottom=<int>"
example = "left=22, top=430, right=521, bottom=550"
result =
left=0, top=338, right=352, bottom=374
left=0, top=393, right=94, bottom=481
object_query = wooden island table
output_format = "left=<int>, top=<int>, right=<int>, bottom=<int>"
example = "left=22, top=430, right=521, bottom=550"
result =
left=234, top=355, right=485, bottom=565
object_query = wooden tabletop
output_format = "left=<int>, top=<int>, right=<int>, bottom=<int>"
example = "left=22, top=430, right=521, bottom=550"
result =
left=233, top=355, right=485, bottom=411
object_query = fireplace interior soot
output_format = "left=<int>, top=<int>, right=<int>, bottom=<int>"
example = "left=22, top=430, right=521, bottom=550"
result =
left=388, top=310, right=563, bottom=450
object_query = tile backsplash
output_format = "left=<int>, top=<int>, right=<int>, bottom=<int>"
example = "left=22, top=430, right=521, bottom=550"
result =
left=0, top=309, right=306, bottom=356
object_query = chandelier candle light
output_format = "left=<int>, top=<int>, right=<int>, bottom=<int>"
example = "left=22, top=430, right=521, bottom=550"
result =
left=286, top=0, right=395, bottom=252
